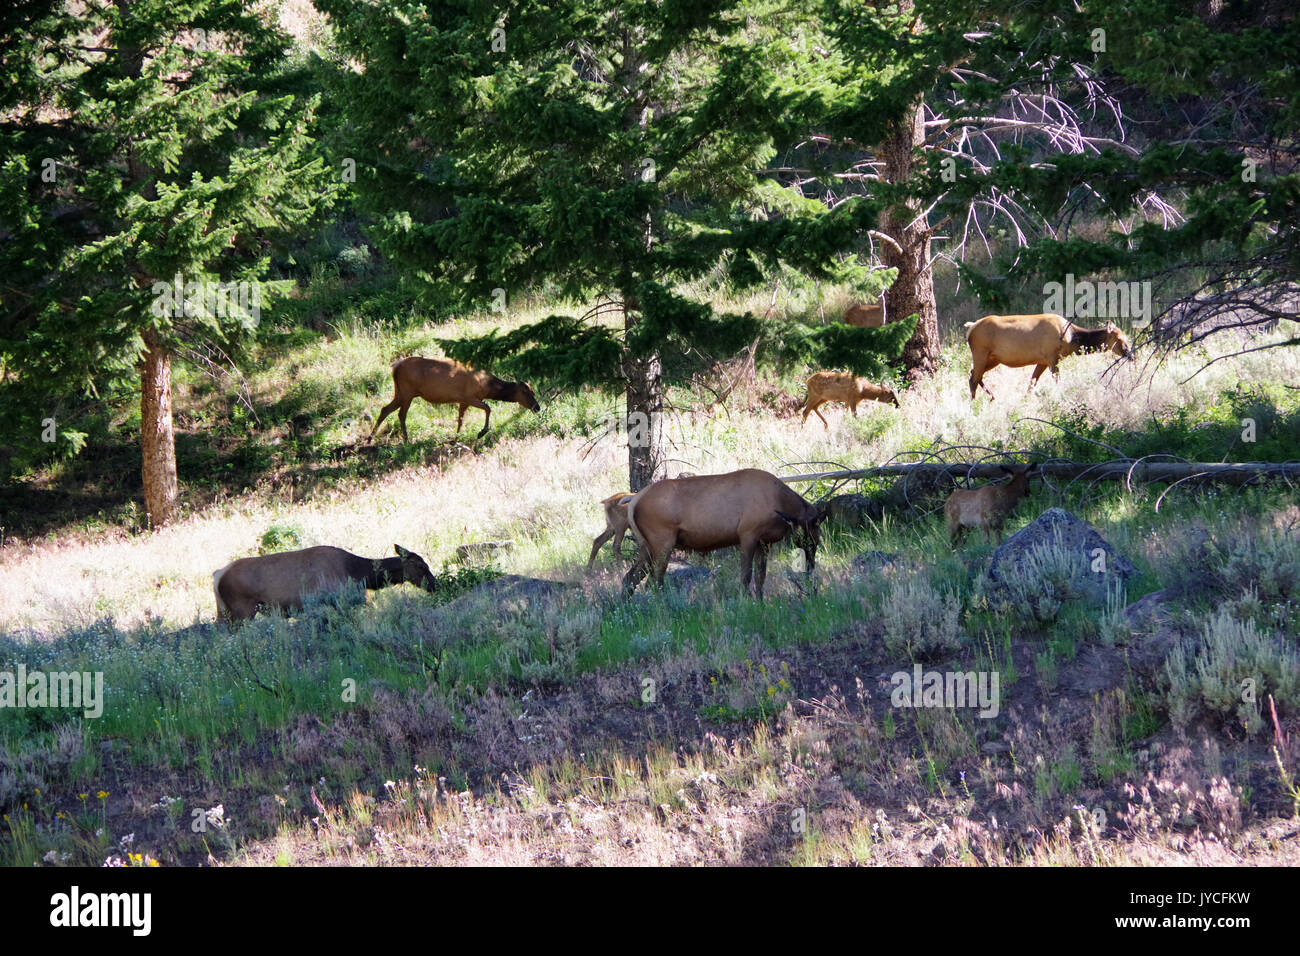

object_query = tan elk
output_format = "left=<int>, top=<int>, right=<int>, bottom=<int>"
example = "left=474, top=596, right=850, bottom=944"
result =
left=844, top=302, right=886, bottom=327
left=587, top=491, right=634, bottom=569
left=944, top=464, right=1036, bottom=546
left=369, top=357, right=540, bottom=441
left=963, top=313, right=1132, bottom=401
left=213, top=545, right=437, bottom=623
left=801, top=371, right=899, bottom=428
left=622, top=469, right=826, bottom=599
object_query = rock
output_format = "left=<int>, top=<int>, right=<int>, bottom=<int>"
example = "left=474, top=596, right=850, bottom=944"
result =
left=435, top=574, right=572, bottom=616
left=852, top=550, right=904, bottom=574
left=664, top=562, right=714, bottom=592
left=454, top=540, right=513, bottom=563
left=1123, top=589, right=1188, bottom=680
left=882, top=469, right=958, bottom=514
left=1125, top=589, right=1173, bottom=628
left=822, top=494, right=883, bottom=530
left=988, top=507, right=1138, bottom=603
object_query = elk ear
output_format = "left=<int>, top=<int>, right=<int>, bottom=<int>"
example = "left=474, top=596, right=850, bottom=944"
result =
left=394, top=544, right=411, bottom=558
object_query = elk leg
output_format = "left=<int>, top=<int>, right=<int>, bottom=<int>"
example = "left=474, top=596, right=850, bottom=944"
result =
left=754, top=543, right=770, bottom=600
left=588, top=528, right=614, bottom=570
left=455, top=404, right=467, bottom=434
left=398, top=401, right=412, bottom=442
left=969, top=353, right=992, bottom=400
left=369, top=397, right=402, bottom=440
left=740, top=540, right=758, bottom=595
left=473, top=401, right=492, bottom=439
left=622, top=552, right=649, bottom=593
left=813, top=404, right=829, bottom=429
left=612, top=526, right=628, bottom=560
left=1028, top=364, right=1049, bottom=391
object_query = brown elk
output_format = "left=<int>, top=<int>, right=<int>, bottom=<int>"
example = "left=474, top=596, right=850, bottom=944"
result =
left=369, top=357, right=540, bottom=441
left=944, top=464, right=1036, bottom=546
left=844, top=302, right=886, bottom=327
left=587, top=491, right=634, bottom=569
left=963, top=313, right=1132, bottom=401
left=622, top=469, right=826, bottom=599
left=213, top=544, right=437, bottom=623
left=800, top=371, right=899, bottom=428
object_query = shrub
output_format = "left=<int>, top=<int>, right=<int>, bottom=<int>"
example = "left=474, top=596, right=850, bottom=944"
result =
left=1162, top=609, right=1300, bottom=736
left=259, top=523, right=302, bottom=554
left=882, top=573, right=965, bottom=661
left=988, top=533, right=1090, bottom=626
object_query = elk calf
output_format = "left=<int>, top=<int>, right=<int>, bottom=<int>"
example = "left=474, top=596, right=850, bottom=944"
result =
left=963, top=313, right=1132, bottom=401
left=944, top=465, right=1036, bottom=546
left=844, top=302, right=886, bottom=327
left=622, top=469, right=825, bottom=599
left=213, top=544, right=437, bottom=623
left=369, top=357, right=540, bottom=442
left=587, top=491, right=634, bottom=569
left=801, top=371, right=899, bottom=428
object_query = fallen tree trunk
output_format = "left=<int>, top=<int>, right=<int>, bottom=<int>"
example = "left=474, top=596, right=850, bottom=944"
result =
left=781, top=459, right=1300, bottom=487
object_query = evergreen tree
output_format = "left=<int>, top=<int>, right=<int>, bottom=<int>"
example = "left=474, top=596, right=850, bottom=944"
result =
left=0, top=0, right=337, bottom=524
left=319, top=0, right=913, bottom=489
left=951, top=0, right=1300, bottom=357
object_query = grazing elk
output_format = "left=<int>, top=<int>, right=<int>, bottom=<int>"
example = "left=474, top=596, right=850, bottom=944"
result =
left=369, top=357, right=540, bottom=442
left=963, top=313, right=1132, bottom=400
left=213, top=544, right=437, bottom=623
left=944, top=464, right=1036, bottom=546
left=622, top=469, right=826, bottom=599
left=801, top=371, right=899, bottom=428
left=844, top=302, right=886, bottom=327
left=587, top=491, right=634, bottom=569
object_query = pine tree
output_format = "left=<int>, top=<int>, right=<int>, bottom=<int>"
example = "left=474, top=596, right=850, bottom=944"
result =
left=950, top=0, right=1300, bottom=357
left=817, top=0, right=1162, bottom=377
left=319, top=0, right=913, bottom=489
left=0, top=0, right=337, bottom=525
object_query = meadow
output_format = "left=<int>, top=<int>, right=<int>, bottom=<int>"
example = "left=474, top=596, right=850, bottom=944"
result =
left=1, top=287, right=1298, bottom=866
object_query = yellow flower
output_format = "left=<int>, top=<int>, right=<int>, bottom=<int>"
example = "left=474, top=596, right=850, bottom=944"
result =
left=97, top=791, right=109, bottom=800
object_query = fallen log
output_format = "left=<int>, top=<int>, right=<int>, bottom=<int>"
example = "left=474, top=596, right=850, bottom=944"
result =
left=780, top=459, right=1300, bottom=487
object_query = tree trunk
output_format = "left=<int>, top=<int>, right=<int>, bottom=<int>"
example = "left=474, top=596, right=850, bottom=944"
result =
left=139, top=327, right=178, bottom=528
left=618, top=24, right=663, bottom=492
left=880, top=96, right=941, bottom=381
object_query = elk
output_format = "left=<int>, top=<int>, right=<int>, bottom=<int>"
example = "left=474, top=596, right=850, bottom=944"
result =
left=963, top=313, right=1132, bottom=400
left=844, top=302, right=886, bottom=327
left=368, top=357, right=540, bottom=442
left=944, top=464, right=1036, bottom=546
left=801, top=371, right=899, bottom=428
left=587, top=491, right=634, bottom=569
left=622, top=469, right=826, bottom=599
left=213, top=544, right=437, bottom=623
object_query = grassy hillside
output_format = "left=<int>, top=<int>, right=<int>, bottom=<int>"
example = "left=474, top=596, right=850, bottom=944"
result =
left=1, top=296, right=1298, bottom=866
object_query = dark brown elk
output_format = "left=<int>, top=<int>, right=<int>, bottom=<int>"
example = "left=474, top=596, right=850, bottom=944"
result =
left=213, top=545, right=437, bottom=623
left=369, top=357, right=540, bottom=441
left=801, top=371, right=899, bottom=428
left=963, top=313, right=1132, bottom=401
left=944, top=465, right=1036, bottom=545
left=622, top=469, right=826, bottom=599
left=587, top=491, right=634, bottom=569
